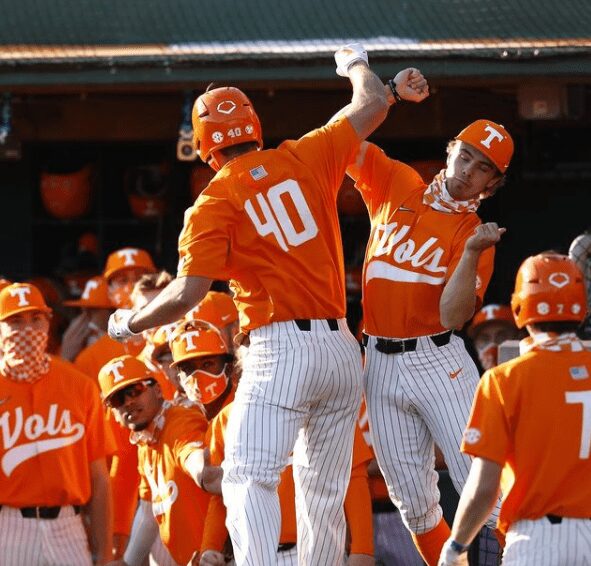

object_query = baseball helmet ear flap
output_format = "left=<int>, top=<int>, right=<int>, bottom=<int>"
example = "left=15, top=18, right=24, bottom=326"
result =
left=192, top=87, right=263, bottom=170
left=511, top=253, right=587, bottom=328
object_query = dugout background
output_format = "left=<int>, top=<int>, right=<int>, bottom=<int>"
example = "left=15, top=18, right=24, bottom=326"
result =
left=0, top=0, right=590, bottom=329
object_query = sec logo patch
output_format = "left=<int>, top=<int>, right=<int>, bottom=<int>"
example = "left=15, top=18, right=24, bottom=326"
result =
left=463, top=428, right=481, bottom=444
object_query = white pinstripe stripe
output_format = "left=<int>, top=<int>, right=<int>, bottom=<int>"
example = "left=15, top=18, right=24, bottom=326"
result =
left=364, top=334, right=500, bottom=534
left=0, top=505, right=92, bottom=565
left=222, top=319, right=362, bottom=566
left=503, top=517, right=591, bottom=565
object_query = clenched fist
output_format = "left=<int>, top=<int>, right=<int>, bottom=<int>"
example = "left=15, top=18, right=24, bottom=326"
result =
left=391, top=68, right=429, bottom=103
left=466, top=222, right=506, bottom=253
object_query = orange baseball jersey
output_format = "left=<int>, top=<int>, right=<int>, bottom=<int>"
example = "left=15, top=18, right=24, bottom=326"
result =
left=461, top=348, right=591, bottom=534
left=0, top=356, right=108, bottom=506
left=138, top=404, right=210, bottom=564
left=350, top=143, right=494, bottom=338
left=205, top=402, right=373, bottom=551
left=177, top=117, right=360, bottom=332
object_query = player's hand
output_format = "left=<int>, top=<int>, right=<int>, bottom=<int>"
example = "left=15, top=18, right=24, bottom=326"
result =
left=335, top=43, right=369, bottom=77
left=392, top=68, right=429, bottom=102
left=465, top=223, right=506, bottom=253
left=347, top=553, right=375, bottom=565
left=201, top=448, right=224, bottom=495
left=199, top=549, right=226, bottom=565
left=438, top=539, right=469, bottom=566
left=61, top=312, right=93, bottom=361
left=108, top=309, right=138, bottom=341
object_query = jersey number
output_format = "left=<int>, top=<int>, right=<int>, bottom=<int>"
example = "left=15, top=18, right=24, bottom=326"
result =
left=565, top=390, right=591, bottom=459
left=244, top=179, right=319, bottom=252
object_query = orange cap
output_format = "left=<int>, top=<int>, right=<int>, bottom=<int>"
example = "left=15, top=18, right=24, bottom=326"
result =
left=0, top=283, right=52, bottom=321
left=455, top=119, right=514, bottom=173
left=63, top=276, right=113, bottom=309
left=511, top=253, right=587, bottom=329
left=170, top=319, right=229, bottom=367
left=467, top=304, right=515, bottom=338
left=0, top=278, right=12, bottom=293
left=185, top=291, right=238, bottom=328
left=103, top=248, right=156, bottom=280
left=150, top=322, right=180, bottom=349
left=98, top=355, right=153, bottom=401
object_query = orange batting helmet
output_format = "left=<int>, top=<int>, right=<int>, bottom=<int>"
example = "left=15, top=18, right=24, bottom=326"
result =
left=511, top=253, right=587, bottom=329
left=456, top=119, right=514, bottom=174
left=192, top=87, right=263, bottom=171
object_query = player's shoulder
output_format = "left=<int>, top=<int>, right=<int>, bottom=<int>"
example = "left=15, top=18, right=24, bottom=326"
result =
left=49, top=355, right=102, bottom=394
left=164, top=405, right=208, bottom=436
left=212, top=401, right=233, bottom=429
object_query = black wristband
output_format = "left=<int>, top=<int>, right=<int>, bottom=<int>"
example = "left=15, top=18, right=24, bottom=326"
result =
left=450, top=539, right=469, bottom=554
left=388, top=79, right=403, bottom=104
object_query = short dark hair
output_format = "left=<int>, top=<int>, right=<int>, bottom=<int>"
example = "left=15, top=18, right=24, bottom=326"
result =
left=219, top=142, right=259, bottom=160
left=529, top=321, right=581, bottom=334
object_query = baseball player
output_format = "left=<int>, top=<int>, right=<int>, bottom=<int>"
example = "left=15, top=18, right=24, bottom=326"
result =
left=61, top=275, right=114, bottom=361
left=98, top=355, right=221, bottom=566
left=347, top=116, right=514, bottom=565
left=569, top=227, right=591, bottom=338
left=169, top=319, right=236, bottom=419
left=466, top=304, right=520, bottom=371
left=185, top=290, right=239, bottom=352
left=439, top=253, right=591, bottom=565
left=107, top=45, right=430, bottom=565
left=204, top=398, right=375, bottom=566
left=0, top=282, right=112, bottom=565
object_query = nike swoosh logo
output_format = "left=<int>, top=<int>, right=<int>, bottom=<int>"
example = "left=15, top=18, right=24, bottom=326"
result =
left=221, top=314, right=232, bottom=322
left=2, top=425, right=85, bottom=476
left=449, top=368, right=463, bottom=379
left=398, top=206, right=415, bottom=213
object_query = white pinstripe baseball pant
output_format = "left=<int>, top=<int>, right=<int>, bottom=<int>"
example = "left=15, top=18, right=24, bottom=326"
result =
left=503, top=517, right=591, bottom=565
left=222, top=319, right=363, bottom=566
left=0, top=505, right=92, bottom=566
left=363, top=333, right=499, bottom=535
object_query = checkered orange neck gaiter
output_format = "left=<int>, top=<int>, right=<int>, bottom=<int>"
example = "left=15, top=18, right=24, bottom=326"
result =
left=0, top=327, right=50, bottom=383
left=423, top=170, right=480, bottom=214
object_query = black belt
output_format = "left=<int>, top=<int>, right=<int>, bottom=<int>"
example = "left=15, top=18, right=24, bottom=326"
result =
left=362, top=330, right=453, bottom=354
left=278, top=543, right=296, bottom=552
left=0, top=505, right=81, bottom=519
left=546, top=514, right=591, bottom=525
left=294, top=319, right=338, bottom=332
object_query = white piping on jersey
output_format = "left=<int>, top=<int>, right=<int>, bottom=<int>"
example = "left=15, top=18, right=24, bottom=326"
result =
left=366, top=260, right=446, bottom=285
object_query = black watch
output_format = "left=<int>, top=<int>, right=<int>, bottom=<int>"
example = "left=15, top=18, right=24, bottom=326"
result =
left=450, top=539, right=469, bottom=554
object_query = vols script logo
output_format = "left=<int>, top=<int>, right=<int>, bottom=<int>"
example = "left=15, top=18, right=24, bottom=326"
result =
left=144, top=461, right=179, bottom=516
left=0, top=404, right=85, bottom=476
left=366, top=222, right=447, bottom=285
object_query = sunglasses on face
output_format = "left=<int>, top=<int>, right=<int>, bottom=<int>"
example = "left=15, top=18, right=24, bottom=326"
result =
left=106, top=379, right=155, bottom=409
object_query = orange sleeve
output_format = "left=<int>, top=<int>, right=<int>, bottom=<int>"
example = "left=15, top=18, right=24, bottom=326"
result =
left=447, top=218, right=495, bottom=308
left=345, top=428, right=374, bottom=556
left=461, top=369, right=510, bottom=465
left=137, top=449, right=152, bottom=502
left=176, top=193, right=234, bottom=281
left=174, top=410, right=210, bottom=475
left=200, top=495, right=228, bottom=553
left=200, top=407, right=230, bottom=552
left=83, top=378, right=108, bottom=462
left=110, top=448, right=140, bottom=536
left=351, top=143, right=423, bottom=213
left=282, top=116, right=360, bottom=199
